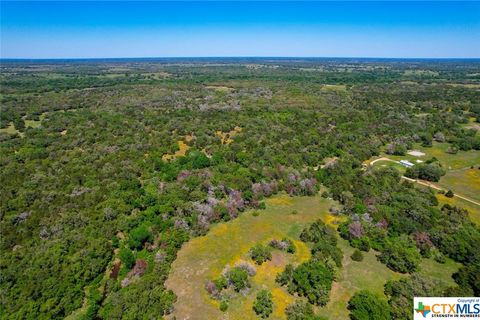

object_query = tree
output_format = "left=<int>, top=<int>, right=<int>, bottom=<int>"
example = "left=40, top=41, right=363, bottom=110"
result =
left=250, top=244, right=272, bottom=265
left=351, top=250, right=364, bottom=262
left=278, top=261, right=334, bottom=306
left=348, top=290, right=391, bottom=320
left=452, top=264, right=480, bottom=296
left=189, top=150, right=211, bottom=169
left=119, top=247, right=135, bottom=270
left=405, top=163, right=445, bottom=182
left=128, top=224, right=153, bottom=250
left=219, top=300, right=228, bottom=312
left=378, top=237, right=421, bottom=273
left=285, top=301, right=318, bottom=320
left=253, top=290, right=273, bottom=318
left=445, top=190, right=454, bottom=198
left=226, top=267, right=250, bottom=292
left=385, top=275, right=442, bottom=319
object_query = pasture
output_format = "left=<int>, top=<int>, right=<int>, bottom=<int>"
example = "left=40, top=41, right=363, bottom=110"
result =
left=166, top=194, right=459, bottom=319
left=166, top=194, right=333, bottom=319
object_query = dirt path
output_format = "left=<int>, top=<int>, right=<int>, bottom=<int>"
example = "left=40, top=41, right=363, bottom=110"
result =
left=369, top=157, right=398, bottom=165
left=403, top=177, right=480, bottom=206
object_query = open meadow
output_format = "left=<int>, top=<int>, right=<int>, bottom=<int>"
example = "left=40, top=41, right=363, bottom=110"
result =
left=167, top=193, right=461, bottom=320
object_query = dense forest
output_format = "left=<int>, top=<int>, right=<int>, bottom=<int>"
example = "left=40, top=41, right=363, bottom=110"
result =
left=1, top=58, right=479, bottom=319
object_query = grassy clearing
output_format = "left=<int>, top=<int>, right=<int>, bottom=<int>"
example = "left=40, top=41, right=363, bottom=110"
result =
left=0, top=123, right=19, bottom=135
left=166, top=194, right=334, bottom=320
left=322, top=239, right=459, bottom=319
left=321, top=239, right=405, bottom=319
left=377, top=142, right=479, bottom=171
left=215, top=126, right=242, bottom=145
left=371, top=160, right=407, bottom=174
left=166, top=194, right=459, bottom=319
left=321, top=84, right=347, bottom=92
left=438, top=168, right=480, bottom=203
left=162, top=136, right=192, bottom=160
left=371, top=142, right=479, bottom=218
left=415, top=143, right=479, bottom=170
left=24, top=112, right=47, bottom=129
left=206, top=85, right=234, bottom=93
left=437, top=193, right=480, bottom=225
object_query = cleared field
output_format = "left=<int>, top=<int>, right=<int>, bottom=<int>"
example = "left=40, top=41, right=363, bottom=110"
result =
left=162, top=136, right=192, bottom=160
left=415, top=143, right=479, bottom=170
left=378, top=142, right=479, bottom=171
left=321, top=238, right=459, bottom=319
left=370, top=159, right=407, bottom=174
left=166, top=194, right=459, bottom=320
left=166, top=194, right=335, bottom=320
left=438, top=168, right=480, bottom=203
left=322, top=239, right=404, bottom=319
left=24, top=112, right=47, bottom=128
left=321, top=84, right=347, bottom=92
left=437, top=193, right=480, bottom=225
left=0, top=123, right=19, bottom=135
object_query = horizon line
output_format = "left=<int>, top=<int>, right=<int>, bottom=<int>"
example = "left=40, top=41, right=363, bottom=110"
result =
left=2, top=56, right=480, bottom=61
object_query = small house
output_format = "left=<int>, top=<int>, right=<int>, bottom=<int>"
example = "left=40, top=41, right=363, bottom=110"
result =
left=400, top=160, right=414, bottom=168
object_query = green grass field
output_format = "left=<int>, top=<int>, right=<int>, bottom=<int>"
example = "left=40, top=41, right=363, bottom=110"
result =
left=320, top=236, right=459, bottom=319
left=371, top=160, right=407, bottom=174
left=166, top=194, right=334, bottom=320
left=377, top=142, right=479, bottom=171
left=437, top=193, right=480, bottom=225
left=166, top=194, right=460, bottom=320
left=437, top=168, right=480, bottom=203
left=0, top=123, right=19, bottom=135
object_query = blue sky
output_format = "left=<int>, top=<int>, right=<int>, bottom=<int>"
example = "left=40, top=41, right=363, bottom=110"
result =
left=1, top=1, right=479, bottom=58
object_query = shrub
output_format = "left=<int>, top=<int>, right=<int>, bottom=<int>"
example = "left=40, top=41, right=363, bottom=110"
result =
left=253, top=290, right=273, bottom=318
left=128, top=224, right=153, bottom=250
left=269, top=238, right=296, bottom=253
left=300, top=220, right=337, bottom=245
left=276, top=264, right=294, bottom=286
left=252, top=211, right=260, bottom=217
left=235, top=261, right=256, bottom=276
left=348, top=290, right=391, bottom=320
left=285, top=301, right=316, bottom=320
left=226, top=267, right=250, bottom=292
left=219, top=300, right=228, bottom=312
left=433, top=250, right=446, bottom=264
left=111, top=235, right=119, bottom=248
left=350, top=237, right=371, bottom=252
left=214, top=275, right=228, bottom=290
left=119, top=247, right=135, bottom=270
left=249, top=244, right=272, bottom=265
left=445, top=190, right=454, bottom=198
left=205, top=280, right=219, bottom=298
left=351, top=250, right=364, bottom=262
